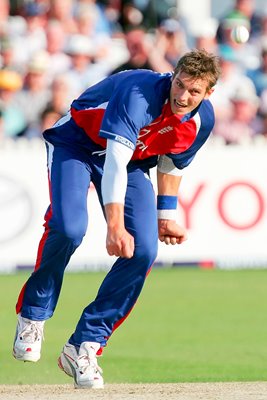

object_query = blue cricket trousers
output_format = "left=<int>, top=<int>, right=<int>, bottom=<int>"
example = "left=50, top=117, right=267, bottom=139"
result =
left=16, top=119, right=158, bottom=349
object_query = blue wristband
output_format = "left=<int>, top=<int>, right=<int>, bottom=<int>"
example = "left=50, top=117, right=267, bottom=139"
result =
left=157, top=195, right=178, bottom=210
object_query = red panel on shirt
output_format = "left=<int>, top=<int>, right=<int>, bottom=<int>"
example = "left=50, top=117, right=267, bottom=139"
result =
left=132, top=101, right=197, bottom=160
left=71, top=107, right=107, bottom=148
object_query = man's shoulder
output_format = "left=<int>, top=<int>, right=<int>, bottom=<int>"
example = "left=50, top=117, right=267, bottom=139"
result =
left=199, top=99, right=215, bottom=120
left=110, top=69, right=172, bottom=107
left=182, top=99, right=215, bottom=134
left=111, top=69, right=172, bottom=85
left=197, top=99, right=215, bottom=131
left=184, top=99, right=215, bottom=127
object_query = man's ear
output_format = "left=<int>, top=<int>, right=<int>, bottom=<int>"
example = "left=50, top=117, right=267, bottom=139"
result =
left=204, top=87, right=215, bottom=99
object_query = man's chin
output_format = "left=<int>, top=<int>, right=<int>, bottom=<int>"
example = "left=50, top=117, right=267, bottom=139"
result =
left=172, top=106, right=187, bottom=115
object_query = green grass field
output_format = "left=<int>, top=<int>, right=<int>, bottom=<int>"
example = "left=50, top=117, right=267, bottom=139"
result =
left=1, top=268, right=267, bottom=384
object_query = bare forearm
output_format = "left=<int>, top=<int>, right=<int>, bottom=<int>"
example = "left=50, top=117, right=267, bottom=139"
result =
left=157, top=170, right=182, bottom=196
left=105, top=203, right=125, bottom=231
left=104, top=203, right=134, bottom=258
left=157, top=169, right=187, bottom=244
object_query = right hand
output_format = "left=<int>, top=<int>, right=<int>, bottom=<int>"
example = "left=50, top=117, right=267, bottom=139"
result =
left=106, top=227, right=135, bottom=258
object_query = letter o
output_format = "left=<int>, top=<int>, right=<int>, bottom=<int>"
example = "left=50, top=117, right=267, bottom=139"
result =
left=218, top=181, right=264, bottom=230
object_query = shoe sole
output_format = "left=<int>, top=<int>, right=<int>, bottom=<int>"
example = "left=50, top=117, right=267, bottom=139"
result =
left=58, top=356, right=73, bottom=377
left=13, top=349, right=40, bottom=362
left=74, top=381, right=104, bottom=390
left=58, top=356, right=104, bottom=389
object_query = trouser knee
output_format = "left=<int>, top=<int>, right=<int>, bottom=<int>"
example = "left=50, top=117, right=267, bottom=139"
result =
left=134, top=241, right=158, bottom=271
left=50, top=221, right=86, bottom=248
left=61, top=226, right=85, bottom=247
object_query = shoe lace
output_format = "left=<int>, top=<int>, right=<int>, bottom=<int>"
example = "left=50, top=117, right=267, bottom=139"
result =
left=76, top=354, right=103, bottom=376
left=19, top=321, right=44, bottom=343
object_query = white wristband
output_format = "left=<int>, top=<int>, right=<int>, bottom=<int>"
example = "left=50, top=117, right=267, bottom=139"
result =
left=157, top=209, right=177, bottom=220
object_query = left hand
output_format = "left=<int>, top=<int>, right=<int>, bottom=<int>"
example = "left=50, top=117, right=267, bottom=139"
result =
left=158, top=219, right=188, bottom=245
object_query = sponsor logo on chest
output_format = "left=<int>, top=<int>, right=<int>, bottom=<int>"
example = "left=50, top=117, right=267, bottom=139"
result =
left=158, top=125, right=174, bottom=134
left=136, top=124, right=174, bottom=152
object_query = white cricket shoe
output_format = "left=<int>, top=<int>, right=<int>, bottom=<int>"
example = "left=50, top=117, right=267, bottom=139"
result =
left=58, top=342, right=104, bottom=389
left=13, top=313, right=45, bottom=362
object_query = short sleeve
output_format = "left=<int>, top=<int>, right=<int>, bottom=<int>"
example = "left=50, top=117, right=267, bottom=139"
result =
left=99, top=83, right=152, bottom=150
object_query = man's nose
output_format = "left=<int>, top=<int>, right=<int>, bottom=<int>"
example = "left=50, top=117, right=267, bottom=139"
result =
left=178, top=89, right=188, bottom=102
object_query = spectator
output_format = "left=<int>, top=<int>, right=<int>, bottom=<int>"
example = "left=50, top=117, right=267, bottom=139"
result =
left=246, top=41, right=267, bottom=96
left=0, top=69, right=26, bottom=138
left=213, top=80, right=261, bottom=144
left=215, top=0, right=260, bottom=70
left=118, top=0, right=179, bottom=31
left=258, top=87, right=267, bottom=139
left=0, top=0, right=11, bottom=36
left=0, top=0, right=26, bottom=38
left=257, top=113, right=267, bottom=139
left=0, top=106, right=4, bottom=142
left=210, top=44, right=257, bottom=120
left=216, top=0, right=262, bottom=44
left=41, top=106, right=62, bottom=131
left=74, top=1, right=130, bottom=69
left=194, top=19, right=219, bottom=54
left=110, top=27, right=172, bottom=74
left=259, top=9, right=267, bottom=45
left=74, top=2, right=111, bottom=61
left=22, top=105, right=63, bottom=139
left=64, top=34, right=110, bottom=94
left=154, top=18, right=189, bottom=68
left=119, top=1, right=149, bottom=31
left=48, top=0, right=77, bottom=34
left=0, top=1, right=27, bottom=69
left=14, top=51, right=51, bottom=129
left=75, top=0, right=113, bottom=36
left=260, top=87, right=267, bottom=116
left=47, top=75, right=74, bottom=115
left=0, top=36, right=21, bottom=72
left=19, top=2, right=48, bottom=62
left=45, top=19, right=72, bottom=82
left=97, top=0, right=124, bottom=36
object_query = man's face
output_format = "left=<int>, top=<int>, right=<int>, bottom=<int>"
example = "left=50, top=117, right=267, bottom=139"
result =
left=170, top=71, right=214, bottom=115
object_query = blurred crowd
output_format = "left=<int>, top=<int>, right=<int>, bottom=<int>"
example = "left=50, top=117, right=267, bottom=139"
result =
left=0, top=0, right=267, bottom=145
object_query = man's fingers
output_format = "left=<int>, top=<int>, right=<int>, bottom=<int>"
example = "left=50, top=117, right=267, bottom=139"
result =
left=164, top=236, right=171, bottom=245
left=107, top=246, right=120, bottom=257
left=107, top=235, right=134, bottom=258
left=159, top=235, right=187, bottom=245
left=164, top=236, right=176, bottom=245
left=121, top=236, right=135, bottom=258
left=170, top=237, right=177, bottom=245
